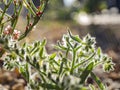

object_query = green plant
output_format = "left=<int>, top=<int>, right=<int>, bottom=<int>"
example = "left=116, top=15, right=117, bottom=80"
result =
left=0, top=0, right=48, bottom=40
left=0, top=0, right=114, bottom=90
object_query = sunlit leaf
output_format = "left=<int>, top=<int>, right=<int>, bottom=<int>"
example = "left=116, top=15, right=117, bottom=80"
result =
left=80, top=62, right=94, bottom=84
left=91, top=72, right=106, bottom=90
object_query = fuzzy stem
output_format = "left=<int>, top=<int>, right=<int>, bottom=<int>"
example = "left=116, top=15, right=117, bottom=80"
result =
left=70, top=49, right=76, bottom=74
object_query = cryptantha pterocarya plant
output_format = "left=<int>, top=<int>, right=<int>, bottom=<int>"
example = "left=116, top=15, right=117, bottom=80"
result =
left=3, top=30, right=114, bottom=90
left=0, top=0, right=114, bottom=90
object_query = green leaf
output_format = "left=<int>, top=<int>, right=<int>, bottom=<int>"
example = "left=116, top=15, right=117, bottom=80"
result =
left=20, top=64, right=30, bottom=82
left=59, top=61, right=64, bottom=75
left=68, top=30, right=82, bottom=43
left=57, top=41, right=67, bottom=50
left=80, top=87, right=88, bottom=90
left=34, top=42, right=38, bottom=47
left=20, top=67, right=26, bottom=78
left=38, top=2, right=45, bottom=11
left=89, top=84, right=95, bottom=90
left=23, top=43, right=27, bottom=48
left=11, top=52, right=17, bottom=60
left=23, top=0, right=36, bottom=16
left=80, top=62, right=94, bottom=84
left=39, top=47, right=44, bottom=58
left=74, top=52, right=95, bottom=70
left=41, top=39, right=47, bottom=46
left=25, top=63, right=30, bottom=82
left=97, top=47, right=101, bottom=56
left=31, top=48, right=39, bottom=55
left=21, top=49, right=25, bottom=55
left=49, top=53, right=56, bottom=60
left=91, top=72, right=105, bottom=90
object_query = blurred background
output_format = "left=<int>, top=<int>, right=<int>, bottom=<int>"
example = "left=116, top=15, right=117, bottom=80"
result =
left=21, top=0, right=120, bottom=48
left=1, top=0, right=120, bottom=90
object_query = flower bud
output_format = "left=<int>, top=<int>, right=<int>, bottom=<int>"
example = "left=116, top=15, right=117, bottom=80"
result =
left=3, top=25, right=12, bottom=35
left=13, top=30, right=20, bottom=40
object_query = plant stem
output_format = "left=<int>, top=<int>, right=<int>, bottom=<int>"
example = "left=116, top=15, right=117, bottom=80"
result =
left=73, top=52, right=96, bottom=70
left=11, top=1, right=23, bottom=32
left=0, top=0, right=13, bottom=33
left=18, top=0, right=49, bottom=41
left=23, top=0, right=36, bottom=16
left=0, top=6, right=7, bottom=24
left=70, top=49, right=76, bottom=74
left=0, top=8, right=12, bottom=19
left=28, top=0, right=38, bottom=12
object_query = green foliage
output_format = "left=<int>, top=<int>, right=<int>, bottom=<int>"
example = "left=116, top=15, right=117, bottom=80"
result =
left=91, top=72, right=105, bottom=90
left=2, top=30, right=114, bottom=89
left=0, top=0, right=49, bottom=40
left=0, top=0, right=114, bottom=90
left=83, top=0, right=107, bottom=13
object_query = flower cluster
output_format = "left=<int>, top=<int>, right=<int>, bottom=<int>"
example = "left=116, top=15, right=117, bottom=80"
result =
left=13, top=30, right=20, bottom=40
left=3, top=25, right=12, bottom=35
left=3, top=25, right=20, bottom=40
